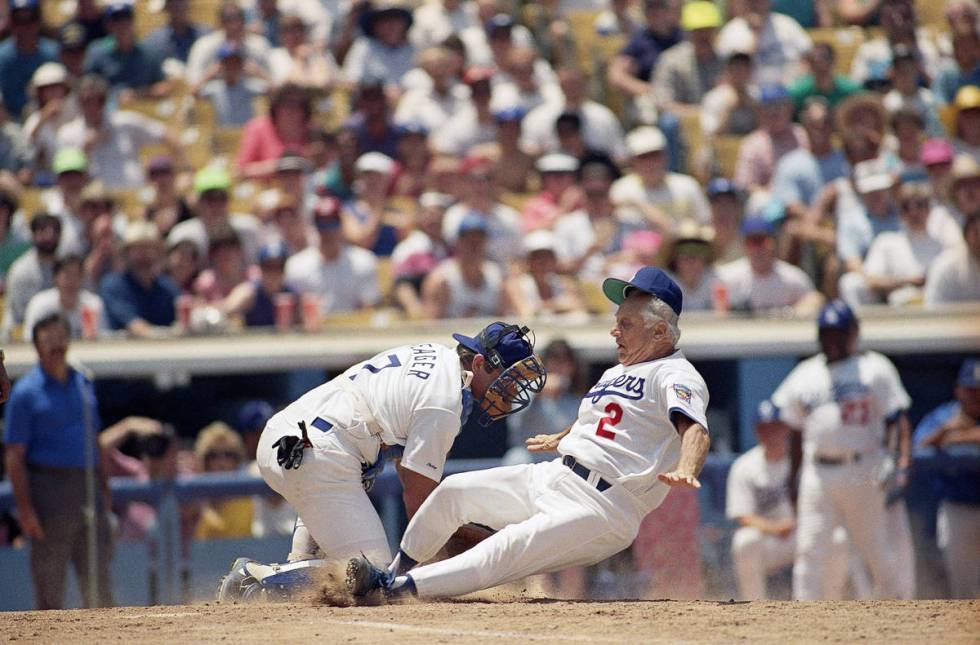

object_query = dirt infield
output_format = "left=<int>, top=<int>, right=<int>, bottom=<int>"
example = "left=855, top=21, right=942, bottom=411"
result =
left=1, top=597, right=976, bottom=644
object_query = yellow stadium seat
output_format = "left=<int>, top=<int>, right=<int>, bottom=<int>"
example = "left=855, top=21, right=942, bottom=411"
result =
left=213, top=127, right=245, bottom=157
left=712, top=136, right=744, bottom=180
left=189, top=0, right=223, bottom=29
left=807, top=27, right=866, bottom=76
left=581, top=279, right=610, bottom=315
left=17, top=188, right=45, bottom=218
left=135, top=2, right=168, bottom=40
left=916, top=0, right=947, bottom=28
left=500, top=192, right=533, bottom=212
left=121, top=96, right=183, bottom=123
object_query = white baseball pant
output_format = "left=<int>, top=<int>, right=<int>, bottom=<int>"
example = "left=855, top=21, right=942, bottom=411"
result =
left=732, top=526, right=858, bottom=600
left=793, top=454, right=902, bottom=600
left=256, top=417, right=392, bottom=564
left=937, top=500, right=980, bottom=598
left=400, top=459, right=645, bottom=598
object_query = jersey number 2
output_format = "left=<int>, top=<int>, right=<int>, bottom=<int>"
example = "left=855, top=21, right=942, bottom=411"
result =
left=596, top=402, right=623, bottom=440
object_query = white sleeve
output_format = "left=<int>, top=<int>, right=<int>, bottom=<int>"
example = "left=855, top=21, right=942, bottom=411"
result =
left=356, top=252, right=381, bottom=307
left=863, top=236, right=889, bottom=277
left=685, top=177, right=711, bottom=224
left=662, top=370, right=709, bottom=430
left=400, top=407, right=460, bottom=481
left=771, top=368, right=804, bottom=429
left=725, top=457, right=755, bottom=519
left=873, top=354, right=911, bottom=419
left=342, top=39, right=369, bottom=84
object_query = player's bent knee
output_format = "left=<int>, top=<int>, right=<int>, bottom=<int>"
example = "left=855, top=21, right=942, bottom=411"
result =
left=731, top=527, right=765, bottom=557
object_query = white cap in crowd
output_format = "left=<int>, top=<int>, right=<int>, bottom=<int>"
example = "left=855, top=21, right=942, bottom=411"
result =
left=625, top=126, right=667, bottom=157
left=355, top=152, right=396, bottom=176
left=535, top=153, right=579, bottom=174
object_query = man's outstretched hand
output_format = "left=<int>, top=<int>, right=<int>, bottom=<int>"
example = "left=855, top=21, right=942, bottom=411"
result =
left=658, top=471, right=702, bottom=488
left=526, top=432, right=564, bottom=453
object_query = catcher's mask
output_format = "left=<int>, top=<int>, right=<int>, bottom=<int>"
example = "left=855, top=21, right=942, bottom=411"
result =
left=452, top=322, right=547, bottom=426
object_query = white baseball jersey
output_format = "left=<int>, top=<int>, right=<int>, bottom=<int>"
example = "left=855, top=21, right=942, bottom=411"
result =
left=558, top=350, right=710, bottom=512
left=726, top=446, right=794, bottom=523
left=771, top=351, right=910, bottom=458
left=274, top=342, right=465, bottom=481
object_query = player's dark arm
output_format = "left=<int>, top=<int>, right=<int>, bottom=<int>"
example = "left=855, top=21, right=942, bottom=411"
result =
left=891, top=412, right=912, bottom=471
left=396, top=461, right=439, bottom=519
left=658, top=413, right=710, bottom=488
left=788, top=427, right=803, bottom=505
left=733, top=513, right=795, bottom=538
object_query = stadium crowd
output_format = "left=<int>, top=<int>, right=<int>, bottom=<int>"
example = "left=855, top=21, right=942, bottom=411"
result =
left=0, top=0, right=978, bottom=608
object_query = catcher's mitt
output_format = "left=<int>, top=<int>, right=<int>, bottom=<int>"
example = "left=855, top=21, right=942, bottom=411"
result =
left=440, top=523, right=496, bottom=558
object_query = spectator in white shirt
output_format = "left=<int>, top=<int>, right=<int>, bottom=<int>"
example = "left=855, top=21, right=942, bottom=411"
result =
left=610, top=126, right=710, bottom=233
left=715, top=0, right=811, bottom=85
left=394, top=46, right=468, bottom=133
left=284, top=196, right=380, bottom=315
left=431, top=66, right=497, bottom=156
left=409, top=0, right=479, bottom=50
left=441, top=155, right=522, bottom=267
left=55, top=75, right=179, bottom=191
left=23, top=254, right=104, bottom=341
left=267, top=14, right=338, bottom=90
left=342, top=2, right=416, bottom=95
left=186, top=1, right=272, bottom=87
left=665, top=220, right=721, bottom=312
left=717, top=216, right=822, bottom=314
left=925, top=213, right=980, bottom=307
left=863, top=182, right=952, bottom=305
left=521, top=66, right=627, bottom=161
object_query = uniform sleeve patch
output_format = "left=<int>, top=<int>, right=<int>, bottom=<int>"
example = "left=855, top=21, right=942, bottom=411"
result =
left=672, top=383, right=693, bottom=403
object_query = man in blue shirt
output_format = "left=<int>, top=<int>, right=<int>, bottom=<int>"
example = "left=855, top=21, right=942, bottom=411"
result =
left=3, top=313, right=113, bottom=609
left=913, top=358, right=980, bottom=599
left=142, top=0, right=210, bottom=64
left=83, top=2, right=168, bottom=101
left=608, top=0, right=683, bottom=112
left=0, top=0, right=59, bottom=118
left=99, top=221, right=179, bottom=337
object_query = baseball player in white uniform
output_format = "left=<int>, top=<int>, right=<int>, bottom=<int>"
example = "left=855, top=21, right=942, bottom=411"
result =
left=772, top=299, right=915, bottom=600
left=347, top=267, right=712, bottom=601
left=728, top=400, right=865, bottom=600
left=216, top=322, right=546, bottom=601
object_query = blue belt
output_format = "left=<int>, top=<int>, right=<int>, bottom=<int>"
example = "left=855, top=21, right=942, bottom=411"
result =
left=562, top=455, right=612, bottom=492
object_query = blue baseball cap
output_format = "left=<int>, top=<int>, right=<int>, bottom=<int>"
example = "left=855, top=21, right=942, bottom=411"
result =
left=492, top=105, right=527, bottom=123
left=755, top=400, right=781, bottom=425
left=104, top=1, right=134, bottom=18
left=237, top=400, right=274, bottom=433
left=453, top=322, right=534, bottom=369
left=457, top=211, right=489, bottom=236
left=759, top=83, right=790, bottom=105
left=602, top=266, right=683, bottom=316
left=706, top=177, right=738, bottom=198
left=217, top=42, right=243, bottom=60
left=817, top=299, right=857, bottom=331
left=741, top=216, right=776, bottom=237
left=485, top=13, right=514, bottom=33
left=395, top=120, right=429, bottom=136
left=958, top=359, right=980, bottom=388
left=11, top=0, right=39, bottom=12
left=258, top=240, right=290, bottom=264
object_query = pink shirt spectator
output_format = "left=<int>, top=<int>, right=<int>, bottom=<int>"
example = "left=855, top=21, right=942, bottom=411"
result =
left=734, top=124, right=808, bottom=192
left=520, top=192, right=561, bottom=233
left=235, top=115, right=309, bottom=176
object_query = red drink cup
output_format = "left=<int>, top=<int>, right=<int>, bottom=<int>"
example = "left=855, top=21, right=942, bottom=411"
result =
left=274, top=293, right=296, bottom=332
left=80, top=303, right=98, bottom=340
left=301, top=294, right=321, bottom=333
left=176, top=295, right=194, bottom=328
left=712, top=281, right=729, bottom=314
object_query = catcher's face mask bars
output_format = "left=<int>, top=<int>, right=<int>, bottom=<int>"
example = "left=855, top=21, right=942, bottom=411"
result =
left=477, top=354, right=548, bottom=426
